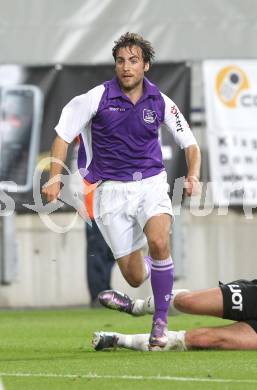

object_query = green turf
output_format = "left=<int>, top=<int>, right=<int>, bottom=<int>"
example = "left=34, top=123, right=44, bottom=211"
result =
left=0, top=308, right=257, bottom=389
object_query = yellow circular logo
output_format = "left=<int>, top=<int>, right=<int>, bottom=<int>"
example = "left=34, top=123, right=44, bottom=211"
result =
left=216, top=66, right=249, bottom=108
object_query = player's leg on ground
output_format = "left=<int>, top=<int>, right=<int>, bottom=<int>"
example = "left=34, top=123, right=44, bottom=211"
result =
left=174, top=288, right=223, bottom=317
left=185, top=322, right=257, bottom=350
left=93, top=331, right=186, bottom=351
left=144, top=213, right=174, bottom=347
left=115, top=330, right=186, bottom=351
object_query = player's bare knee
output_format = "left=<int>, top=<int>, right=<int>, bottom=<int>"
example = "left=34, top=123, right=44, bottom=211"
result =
left=148, top=236, right=169, bottom=258
left=125, top=273, right=145, bottom=287
left=174, top=292, right=194, bottom=312
left=129, top=280, right=142, bottom=288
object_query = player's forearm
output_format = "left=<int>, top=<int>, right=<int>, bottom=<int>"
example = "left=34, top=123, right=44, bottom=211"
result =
left=185, top=144, right=201, bottom=179
left=49, top=135, right=69, bottom=179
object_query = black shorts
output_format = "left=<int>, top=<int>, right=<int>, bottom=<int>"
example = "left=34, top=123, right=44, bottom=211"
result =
left=219, top=279, right=257, bottom=332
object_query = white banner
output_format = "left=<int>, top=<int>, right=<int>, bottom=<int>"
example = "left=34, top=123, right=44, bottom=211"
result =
left=203, top=60, right=257, bottom=206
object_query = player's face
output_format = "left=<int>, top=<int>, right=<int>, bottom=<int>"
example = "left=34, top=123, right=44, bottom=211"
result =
left=115, top=46, right=149, bottom=92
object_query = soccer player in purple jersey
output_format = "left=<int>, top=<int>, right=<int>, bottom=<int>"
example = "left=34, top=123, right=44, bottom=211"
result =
left=43, top=32, right=201, bottom=350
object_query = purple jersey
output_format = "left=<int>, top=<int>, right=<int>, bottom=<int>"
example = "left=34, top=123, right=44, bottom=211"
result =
left=55, top=77, right=197, bottom=183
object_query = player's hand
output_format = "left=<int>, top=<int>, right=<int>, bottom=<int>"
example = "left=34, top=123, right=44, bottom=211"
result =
left=42, top=178, right=61, bottom=203
left=184, top=175, right=201, bottom=197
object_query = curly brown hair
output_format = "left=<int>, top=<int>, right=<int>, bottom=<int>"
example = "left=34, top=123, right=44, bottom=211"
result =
left=112, top=32, right=155, bottom=65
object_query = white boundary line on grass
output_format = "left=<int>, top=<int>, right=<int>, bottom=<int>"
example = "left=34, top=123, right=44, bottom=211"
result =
left=1, top=373, right=257, bottom=383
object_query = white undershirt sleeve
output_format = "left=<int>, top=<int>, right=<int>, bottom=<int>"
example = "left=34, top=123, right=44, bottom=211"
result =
left=161, top=92, right=197, bottom=149
left=54, top=84, right=105, bottom=143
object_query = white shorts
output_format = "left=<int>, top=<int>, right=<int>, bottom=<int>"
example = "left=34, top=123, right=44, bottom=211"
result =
left=93, top=171, right=173, bottom=259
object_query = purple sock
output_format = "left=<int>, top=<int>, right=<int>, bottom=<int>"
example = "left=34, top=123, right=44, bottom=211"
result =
left=144, top=255, right=152, bottom=280
left=151, top=257, right=174, bottom=323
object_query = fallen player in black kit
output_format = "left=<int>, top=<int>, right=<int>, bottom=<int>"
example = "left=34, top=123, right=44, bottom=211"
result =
left=92, top=279, right=257, bottom=351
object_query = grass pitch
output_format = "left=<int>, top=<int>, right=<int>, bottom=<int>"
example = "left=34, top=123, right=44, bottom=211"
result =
left=0, top=308, right=257, bottom=389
